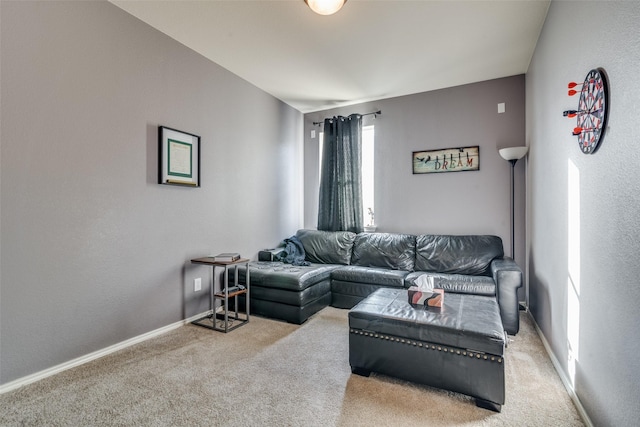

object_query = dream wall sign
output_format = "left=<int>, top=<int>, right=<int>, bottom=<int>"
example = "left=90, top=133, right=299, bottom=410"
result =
left=412, top=146, right=479, bottom=174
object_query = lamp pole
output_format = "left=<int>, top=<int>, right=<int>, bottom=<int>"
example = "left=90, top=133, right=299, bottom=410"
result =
left=509, top=159, right=517, bottom=259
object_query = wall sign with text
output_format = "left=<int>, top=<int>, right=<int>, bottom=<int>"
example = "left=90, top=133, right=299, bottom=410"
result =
left=158, top=126, right=200, bottom=187
left=412, top=146, right=479, bottom=174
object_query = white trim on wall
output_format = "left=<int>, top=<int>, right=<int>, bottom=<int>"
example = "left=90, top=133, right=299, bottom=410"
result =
left=528, top=312, right=593, bottom=427
left=0, top=311, right=212, bottom=395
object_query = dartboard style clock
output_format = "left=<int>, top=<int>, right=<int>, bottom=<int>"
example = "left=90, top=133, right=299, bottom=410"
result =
left=565, top=68, right=609, bottom=154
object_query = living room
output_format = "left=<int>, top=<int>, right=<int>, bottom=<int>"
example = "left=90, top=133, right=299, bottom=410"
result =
left=1, top=1, right=639, bottom=426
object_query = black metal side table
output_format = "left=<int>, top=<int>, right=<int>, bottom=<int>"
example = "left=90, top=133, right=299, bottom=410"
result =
left=191, top=257, right=250, bottom=333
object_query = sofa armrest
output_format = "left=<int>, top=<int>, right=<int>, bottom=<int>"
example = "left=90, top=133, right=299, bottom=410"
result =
left=258, top=248, right=284, bottom=262
left=491, top=258, right=523, bottom=335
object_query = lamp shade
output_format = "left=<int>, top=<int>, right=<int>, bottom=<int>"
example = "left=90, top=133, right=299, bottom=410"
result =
left=499, top=146, right=529, bottom=161
left=305, top=0, right=347, bottom=15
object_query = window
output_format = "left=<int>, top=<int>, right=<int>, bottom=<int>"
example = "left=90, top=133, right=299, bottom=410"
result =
left=361, top=126, right=375, bottom=225
left=319, top=125, right=375, bottom=225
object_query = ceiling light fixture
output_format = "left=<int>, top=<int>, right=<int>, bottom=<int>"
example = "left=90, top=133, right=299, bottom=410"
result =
left=304, top=0, right=347, bottom=16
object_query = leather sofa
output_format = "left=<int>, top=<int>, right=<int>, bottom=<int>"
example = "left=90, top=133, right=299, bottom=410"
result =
left=236, top=229, right=523, bottom=335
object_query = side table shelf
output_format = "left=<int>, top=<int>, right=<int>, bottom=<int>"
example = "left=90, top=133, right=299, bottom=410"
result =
left=191, top=257, right=250, bottom=333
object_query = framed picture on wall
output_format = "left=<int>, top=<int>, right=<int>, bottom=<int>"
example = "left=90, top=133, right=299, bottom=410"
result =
left=412, top=146, right=479, bottom=174
left=158, top=126, right=200, bottom=187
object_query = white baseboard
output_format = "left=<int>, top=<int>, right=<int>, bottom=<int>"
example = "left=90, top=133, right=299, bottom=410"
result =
left=528, top=312, right=593, bottom=427
left=2, top=308, right=595, bottom=427
left=0, top=310, right=212, bottom=395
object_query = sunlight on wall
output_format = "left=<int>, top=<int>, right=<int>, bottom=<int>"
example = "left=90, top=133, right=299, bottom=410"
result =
left=567, top=158, right=581, bottom=387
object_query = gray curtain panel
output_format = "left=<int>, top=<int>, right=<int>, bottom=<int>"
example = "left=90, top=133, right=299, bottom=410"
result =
left=318, top=114, right=363, bottom=233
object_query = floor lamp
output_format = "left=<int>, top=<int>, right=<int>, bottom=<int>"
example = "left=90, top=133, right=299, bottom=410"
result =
left=498, top=146, right=529, bottom=260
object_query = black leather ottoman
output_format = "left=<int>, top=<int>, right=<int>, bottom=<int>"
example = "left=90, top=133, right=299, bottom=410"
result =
left=348, top=288, right=506, bottom=412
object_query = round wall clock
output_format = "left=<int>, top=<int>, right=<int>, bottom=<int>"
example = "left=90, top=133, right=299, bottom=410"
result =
left=566, top=68, right=609, bottom=154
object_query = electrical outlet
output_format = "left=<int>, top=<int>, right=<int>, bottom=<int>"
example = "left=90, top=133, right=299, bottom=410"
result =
left=194, top=277, right=202, bottom=292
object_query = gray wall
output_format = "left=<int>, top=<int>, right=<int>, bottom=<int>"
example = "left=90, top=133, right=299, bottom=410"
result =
left=527, top=1, right=640, bottom=426
left=304, top=76, right=527, bottom=269
left=0, top=1, right=303, bottom=385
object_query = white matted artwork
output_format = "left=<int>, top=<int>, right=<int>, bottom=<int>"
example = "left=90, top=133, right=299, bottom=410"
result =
left=158, top=126, right=200, bottom=187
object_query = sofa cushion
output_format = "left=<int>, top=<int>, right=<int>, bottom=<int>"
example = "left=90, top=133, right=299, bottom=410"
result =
left=332, top=265, right=409, bottom=287
left=234, top=261, right=339, bottom=291
left=296, top=229, right=356, bottom=265
left=351, top=232, right=416, bottom=271
left=414, top=235, right=503, bottom=276
left=331, top=281, right=390, bottom=303
left=405, top=272, right=496, bottom=296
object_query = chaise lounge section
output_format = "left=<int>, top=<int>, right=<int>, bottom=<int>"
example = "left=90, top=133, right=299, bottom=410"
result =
left=234, top=262, right=337, bottom=325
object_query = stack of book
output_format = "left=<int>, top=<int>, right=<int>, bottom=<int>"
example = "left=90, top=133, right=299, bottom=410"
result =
left=213, top=252, right=241, bottom=262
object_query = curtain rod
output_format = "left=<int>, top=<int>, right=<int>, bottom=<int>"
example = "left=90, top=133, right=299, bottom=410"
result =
left=312, top=110, right=381, bottom=126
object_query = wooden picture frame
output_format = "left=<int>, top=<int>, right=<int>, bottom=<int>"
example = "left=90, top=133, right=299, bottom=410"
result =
left=412, top=146, right=479, bottom=174
left=158, top=126, right=200, bottom=187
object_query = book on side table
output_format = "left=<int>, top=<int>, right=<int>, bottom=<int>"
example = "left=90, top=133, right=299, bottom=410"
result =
left=213, top=252, right=241, bottom=262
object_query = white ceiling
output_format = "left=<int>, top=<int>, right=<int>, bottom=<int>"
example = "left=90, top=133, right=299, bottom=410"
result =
left=111, top=0, right=550, bottom=113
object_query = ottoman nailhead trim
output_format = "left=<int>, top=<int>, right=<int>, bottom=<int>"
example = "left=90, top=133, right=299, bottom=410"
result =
left=349, top=329, right=503, bottom=364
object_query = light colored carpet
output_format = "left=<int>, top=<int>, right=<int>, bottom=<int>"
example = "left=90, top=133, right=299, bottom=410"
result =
left=1, top=308, right=584, bottom=426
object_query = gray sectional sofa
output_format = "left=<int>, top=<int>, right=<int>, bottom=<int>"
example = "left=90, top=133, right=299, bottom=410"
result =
left=235, top=229, right=523, bottom=335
